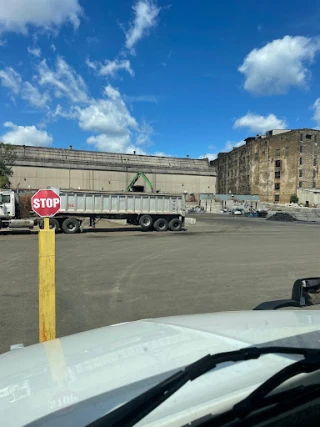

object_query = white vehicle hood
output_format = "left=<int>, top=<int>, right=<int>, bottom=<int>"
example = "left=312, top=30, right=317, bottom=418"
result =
left=1, top=310, right=320, bottom=426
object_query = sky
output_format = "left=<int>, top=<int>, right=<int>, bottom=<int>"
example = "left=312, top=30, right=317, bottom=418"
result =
left=1, top=0, right=320, bottom=160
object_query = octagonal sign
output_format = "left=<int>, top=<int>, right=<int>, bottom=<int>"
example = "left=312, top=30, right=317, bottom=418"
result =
left=31, top=189, right=61, bottom=218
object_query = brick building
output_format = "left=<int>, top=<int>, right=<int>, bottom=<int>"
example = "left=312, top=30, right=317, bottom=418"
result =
left=212, top=128, right=320, bottom=203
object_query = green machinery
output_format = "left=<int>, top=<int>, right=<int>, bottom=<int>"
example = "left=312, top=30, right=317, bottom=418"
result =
left=126, top=171, right=154, bottom=192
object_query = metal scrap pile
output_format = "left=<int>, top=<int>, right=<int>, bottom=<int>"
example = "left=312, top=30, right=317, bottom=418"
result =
left=267, top=212, right=296, bottom=222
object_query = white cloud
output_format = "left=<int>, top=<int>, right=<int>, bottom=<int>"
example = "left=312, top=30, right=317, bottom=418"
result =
left=0, top=39, right=6, bottom=46
left=21, top=82, right=50, bottom=108
left=76, top=84, right=152, bottom=153
left=37, top=57, right=88, bottom=103
left=87, top=134, right=146, bottom=154
left=0, top=67, right=22, bottom=94
left=225, top=140, right=246, bottom=151
left=0, top=0, right=82, bottom=34
left=27, top=46, right=41, bottom=57
left=99, top=59, right=134, bottom=77
left=312, top=98, right=320, bottom=125
left=153, top=151, right=171, bottom=157
left=1, top=122, right=52, bottom=146
left=77, top=84, right=138, bottom=135
left=239, top=35, right=320, bottom=95
left=199, top=153, right=217, bottom=161
left=51, top=44, right=56, bottom=52
left=125, top=0, right=160, bottom=52
left=86, top=58, right=97, bottom=70
left=233, top=112, right=287, bottom=133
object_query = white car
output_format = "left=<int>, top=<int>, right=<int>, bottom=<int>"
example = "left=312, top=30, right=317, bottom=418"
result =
left=1, top=279, right=320, bottom=427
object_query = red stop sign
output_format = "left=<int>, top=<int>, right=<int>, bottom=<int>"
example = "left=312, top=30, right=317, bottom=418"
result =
left=31, top=189, right=61, bottom=217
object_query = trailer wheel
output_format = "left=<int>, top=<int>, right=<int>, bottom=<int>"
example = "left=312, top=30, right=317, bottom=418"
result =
left=169, top=218, right=182, bottom=231
left=39, top=218, right=60, bottom=233
left=61, top=218, right=80, bottom=234
left=153, top=218, right=169, bottom=232
left=139, top=214, right=153, bottom=229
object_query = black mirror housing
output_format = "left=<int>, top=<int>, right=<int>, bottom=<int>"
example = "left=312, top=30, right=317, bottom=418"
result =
left=254, top=277, right=320, bottom=310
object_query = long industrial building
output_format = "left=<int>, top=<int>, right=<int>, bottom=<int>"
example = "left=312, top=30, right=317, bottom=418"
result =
left=9, top=145, right=217, bottom=200
left=212, top=128, right=320, bottom=204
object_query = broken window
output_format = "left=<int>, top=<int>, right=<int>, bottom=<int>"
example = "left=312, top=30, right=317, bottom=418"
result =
left=299, top=170, right=303, bottom=177
left=306, top=134, right=312, bottom=140
left=285, top=147, right=289, bottom=156
left=275, top=183, right=280, bottom=190
left=300, top=157, right=303, bottom=165
left=275, top=171, right=281, bottom=179
left=275, top=160, right=281, bottom=168
left=275, top=148, right=280, bottom=157
left=274, top=194, right=280, bottom=202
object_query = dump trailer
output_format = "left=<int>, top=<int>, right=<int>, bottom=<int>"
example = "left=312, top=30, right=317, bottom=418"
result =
left=0, top=188, right=185, bottom=233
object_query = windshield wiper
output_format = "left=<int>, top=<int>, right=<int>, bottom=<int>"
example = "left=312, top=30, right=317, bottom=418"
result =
left=194, top=351, right=320, bottom=427
left=87, top=346, right=319, bottom=427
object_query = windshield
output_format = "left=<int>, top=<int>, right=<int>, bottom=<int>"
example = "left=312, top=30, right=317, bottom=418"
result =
left=0, top=195, right=10, bottom=204
left=1, top=0, right=320, bottom=426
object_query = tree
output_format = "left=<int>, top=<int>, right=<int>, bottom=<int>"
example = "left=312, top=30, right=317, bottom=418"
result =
left=0, top=142, right=17, bottom=188
left=290, top=194, right=299, bottom=204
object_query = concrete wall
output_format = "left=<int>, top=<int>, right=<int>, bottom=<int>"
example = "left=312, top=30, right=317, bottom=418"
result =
left=11, top=165, right=216, bottom=199
left=7, top=145, right=216, bottom=200
left=297, top=189, right=320, bottom=206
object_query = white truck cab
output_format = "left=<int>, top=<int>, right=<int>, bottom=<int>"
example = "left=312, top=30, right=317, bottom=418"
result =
left=0, top=190, right=16, bottom=219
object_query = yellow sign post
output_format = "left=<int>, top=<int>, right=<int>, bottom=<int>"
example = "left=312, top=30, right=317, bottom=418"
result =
left=38, top=217, right=56, bottom=342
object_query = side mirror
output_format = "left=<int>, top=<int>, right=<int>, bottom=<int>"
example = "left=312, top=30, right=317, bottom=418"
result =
left=254, top=277, right=320, bottom=310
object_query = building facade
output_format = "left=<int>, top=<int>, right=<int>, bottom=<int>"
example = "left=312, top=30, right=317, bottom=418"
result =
left=212, top=129, right=320, bottom=204
left=8, top=145, right=217, bottom=200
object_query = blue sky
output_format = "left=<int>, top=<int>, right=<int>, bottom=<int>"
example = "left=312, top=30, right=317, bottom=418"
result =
left=1, top=0, right=320, bottom=159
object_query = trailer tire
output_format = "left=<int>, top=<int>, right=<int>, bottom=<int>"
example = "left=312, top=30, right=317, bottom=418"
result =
left=39, top=218, right=60, bottom=232
left=139, top=214, right=153, bottom=229
left=153, top=218, right=169, bottom=232
left=61, top=218, right=80, bottom=234
left=169, top=218, right=182, bottom=231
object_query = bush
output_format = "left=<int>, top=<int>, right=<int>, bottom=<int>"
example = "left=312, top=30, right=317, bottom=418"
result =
left=290, top=194, right=299, bottom=204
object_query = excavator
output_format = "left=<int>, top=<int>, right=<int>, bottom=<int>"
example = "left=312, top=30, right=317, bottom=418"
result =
left=126, top=171, right=154, bottom=192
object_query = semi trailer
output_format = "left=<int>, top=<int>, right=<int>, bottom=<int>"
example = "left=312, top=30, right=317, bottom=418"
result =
left=0, top=188, right=185, bottom=233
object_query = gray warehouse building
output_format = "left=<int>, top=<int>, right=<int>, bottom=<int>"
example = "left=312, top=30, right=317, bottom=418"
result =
left=9, top=145, right=216, bottom=200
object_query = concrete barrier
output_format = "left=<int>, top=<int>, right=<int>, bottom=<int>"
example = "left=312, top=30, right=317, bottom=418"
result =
left=185, top=217, right=197, bottom=225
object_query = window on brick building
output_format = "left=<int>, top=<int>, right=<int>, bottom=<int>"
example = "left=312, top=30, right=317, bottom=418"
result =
left=285, top=147, right=289, bottom=156
left=313, top=181, right=316, bottom=188
left=306, top=134, right=312, bottom=140
left=275, top=171, right=281, bottom=179
left=300, top=133, right=303, bottom=142
left=275, top=160, right=281, bottom=168
left=275, top=183, right=280, bottom=190
left=275, top=148, right=280, bottom=157
left=300, top=145, right=303, bottom=153
left=299, top=169, right=303, bottom=177
left=299, top=181, right=303, bottom=188
left=300, top=157, right=303, bottom=165
left=313, top=170, right=317, bottom=178
left=274, top=195, right=280, bottom=202
left=314, top=157, right=317, bottom=166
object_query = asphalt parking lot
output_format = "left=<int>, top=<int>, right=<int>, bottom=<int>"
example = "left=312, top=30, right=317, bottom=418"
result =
left=1, top=214, right=320, bottom=354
